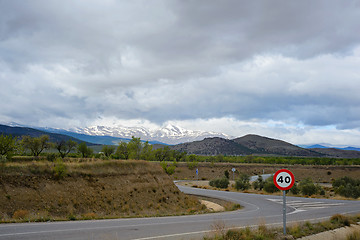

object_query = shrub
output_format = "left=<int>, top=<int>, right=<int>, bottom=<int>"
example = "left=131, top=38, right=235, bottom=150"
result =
left=252, top=175, right=265, bottom=190
left=224, top=170, right=230, bottom=179
left=83, top=212, right=97, bottom=220
left=187, top=160, right=198, bottom=170
left=12, top=209, right=29, bottom=220
left=160, top=161, right=176, bottom=175
left=290, top=182, right=299, bottom=195
left=46, top=153, right=57, bottom=162
left=299, top=178, right=317, bottom=196
left=333, top=177, right=360, bottom=199
left=165, top=165, right=176, bottom=175
left=53, top=159, right=67, bottom=179
left=209, top=178, right=229, bottom=189
left=235, top=174, right=251, bottom=191
left=0, top=155, right=7, bottom=172
left=330, top=214, right=352, bottom=226
left=263, top=176, right=279, bottom=193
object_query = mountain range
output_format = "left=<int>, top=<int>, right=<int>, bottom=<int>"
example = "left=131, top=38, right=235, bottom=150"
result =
left=170, top=135, right=323, bottom=157
left=1, top=123, right=360, bottom=158
left=72, top=124, right=231, bottom=145
left=169, top=135, right=360, bottom=158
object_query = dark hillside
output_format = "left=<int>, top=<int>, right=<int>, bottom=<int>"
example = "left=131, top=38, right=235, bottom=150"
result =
left=233, top=134, right=323, bottom=157
left=171, top=137, right=254, bottom=155
left=0, top=124, right=95, bottom=145
left=311, top=148, right=360, bottom=158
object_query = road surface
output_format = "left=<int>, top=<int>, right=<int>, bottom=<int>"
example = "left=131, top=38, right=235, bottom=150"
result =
left=0, top=185, right=359, bottom=240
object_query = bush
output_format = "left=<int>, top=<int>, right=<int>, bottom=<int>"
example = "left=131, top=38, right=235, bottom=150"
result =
left=235, top=174, right=251, bottom=191
left=290, top=182, right=299, bottom=195
left=333, top=177, right=360, bottom=199
left=330, top=214, right=352, bottom=227
left=187, top=160, right=198, bottom=170
left=53, top=159, right=67, bottom=179
left=252, top=175, right=265, bottom=190
left=263, top=176, right=279, bottom=193
left=299, top=178, right=317, bottom=196
left=160, top=161, right=176, bottom=175
left=46, top=153, right=57, bottom=162
left=209, top=178, right=229, bottom=189
left=224, top=170, right=230, bottom=179
left=12, top=209, right=29, bottom=220
left=165, top=165, right=176, bottom=175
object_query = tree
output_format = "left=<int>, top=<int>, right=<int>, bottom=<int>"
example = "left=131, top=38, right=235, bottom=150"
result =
left=224, top=170, right=230, bottom=179
left=0, top=134, right=17, bottom=159
left=172, top=150, right=186, bottom=162
left=115, top=141, right=129, bottom=159
left=140, top=141, right=153, bottom=160
left=101, top=145, right=115, bottom=158
left=55, top=140, right=77, bottom=158
left=127, top=136, right=142, bottom=159
left=154, top=147, right=171, bottom=162
left=77, top=142, right=93, bottom=158
left=21, top=135, right=50, bottom=156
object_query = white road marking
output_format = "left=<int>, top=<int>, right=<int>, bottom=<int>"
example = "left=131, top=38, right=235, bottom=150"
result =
left=267, top=198, right=345, bottom=212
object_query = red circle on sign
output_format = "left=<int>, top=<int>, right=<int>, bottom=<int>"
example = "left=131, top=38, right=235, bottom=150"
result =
left=273, top=169, right=295, bottom=191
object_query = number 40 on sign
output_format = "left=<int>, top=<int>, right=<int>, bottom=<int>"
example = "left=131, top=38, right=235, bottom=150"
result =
left=273, top=169, right=295, bottom=191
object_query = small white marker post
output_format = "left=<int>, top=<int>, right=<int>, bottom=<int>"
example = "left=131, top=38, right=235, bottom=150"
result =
left=232, top=168, right=236, bottom=180
left=196, top=168, right=199, bottom=181
left=273, top=169, right=295, bottom=236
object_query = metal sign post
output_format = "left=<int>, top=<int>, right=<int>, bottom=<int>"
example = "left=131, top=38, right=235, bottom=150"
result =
left=196, top=168, right=199, bottom=181
left=273, top=169, right=295, bottom=236
left=232, top=168, right=236, bottom=180
left=283, top=190, right=286, bottom=235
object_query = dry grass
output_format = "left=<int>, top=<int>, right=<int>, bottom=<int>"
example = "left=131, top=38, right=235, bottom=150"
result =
left=172, top=162, right=360, bottom=184
left=0, top=159, right=207, bottom=223
left=346, top=229, right=360, bottom=240
left=204, top=214, right=360, bottom=240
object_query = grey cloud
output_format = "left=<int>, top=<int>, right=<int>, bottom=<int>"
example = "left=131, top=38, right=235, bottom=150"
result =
left=1, top=0, right=360, bottom=134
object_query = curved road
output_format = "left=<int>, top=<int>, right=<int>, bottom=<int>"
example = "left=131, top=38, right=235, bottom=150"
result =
left=1, top=185, right=359, bottom=240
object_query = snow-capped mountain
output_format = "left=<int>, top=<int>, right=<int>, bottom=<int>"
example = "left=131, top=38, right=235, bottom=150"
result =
left=74, top=124, right=232, bottom=145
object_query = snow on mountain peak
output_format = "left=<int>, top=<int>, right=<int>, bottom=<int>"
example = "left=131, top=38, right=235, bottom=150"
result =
left=76, top=124, right=232, bottom=144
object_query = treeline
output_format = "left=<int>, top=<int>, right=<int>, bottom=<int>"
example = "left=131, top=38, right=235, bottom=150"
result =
left=0, top=134, right=188, bottom=162
left=0, top=134, right=89, bottom=160
left=1, top=134, right=360, bottom=166
left=189, top=155, right=360, bottom=166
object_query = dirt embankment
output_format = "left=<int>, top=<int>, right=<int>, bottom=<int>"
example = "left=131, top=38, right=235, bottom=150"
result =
left=0, top=160, right=204, bottom=222
left=172, top=162, right=360, bottom=183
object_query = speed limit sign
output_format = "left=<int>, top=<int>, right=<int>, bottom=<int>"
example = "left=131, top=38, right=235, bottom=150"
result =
left=273, top=169, right=295, bottom=235
left=273, top=169, right=295, bottom=191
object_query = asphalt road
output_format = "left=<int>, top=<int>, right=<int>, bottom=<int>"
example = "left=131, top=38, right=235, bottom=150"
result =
left=1, top=185, right=359, bottom=240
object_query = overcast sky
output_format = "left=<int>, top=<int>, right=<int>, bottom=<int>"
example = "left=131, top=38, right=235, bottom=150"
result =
left=1, top=0, right=360, bottom=146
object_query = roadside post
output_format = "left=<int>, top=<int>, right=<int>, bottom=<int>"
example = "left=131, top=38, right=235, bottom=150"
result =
left=196, top=168, right=199, bottom=181
left=273, top=169, right=295, bottom=235
left=232, top=168, right=236, bottom=180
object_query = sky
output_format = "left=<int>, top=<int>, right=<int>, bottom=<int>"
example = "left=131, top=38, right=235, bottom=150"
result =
left=1, top=0, right=360, bottom=146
